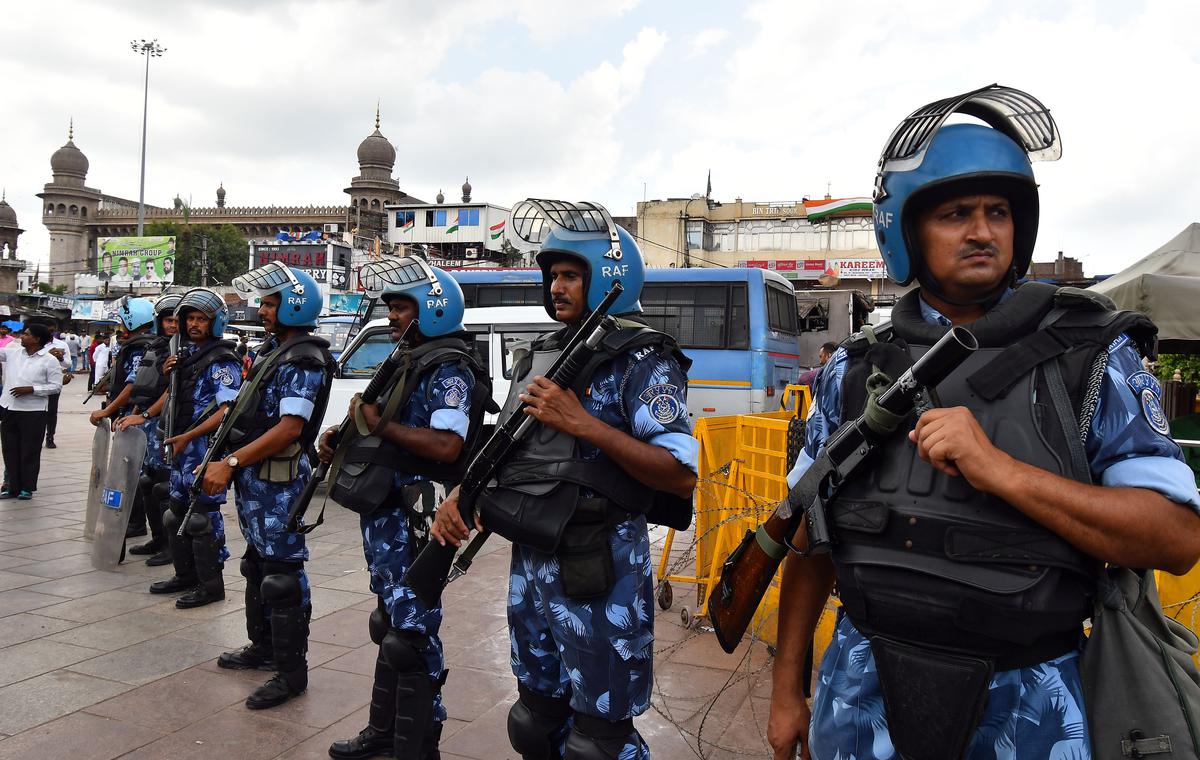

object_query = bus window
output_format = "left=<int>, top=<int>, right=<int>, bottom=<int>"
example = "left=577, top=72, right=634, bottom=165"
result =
left=339, top=330, right=395, bottom=377
left=477, top=285, right=543, bottom=308
left=641, top=284, right=748, bottom=350
left=766, top=283, right=799, bottom=335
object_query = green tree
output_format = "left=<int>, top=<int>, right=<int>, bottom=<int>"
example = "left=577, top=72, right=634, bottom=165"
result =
left=144, top=221, right=247, bottom=287
left=36, top=282, right=68, bottom=294
left=1157, top=354, right=1200, bottom=385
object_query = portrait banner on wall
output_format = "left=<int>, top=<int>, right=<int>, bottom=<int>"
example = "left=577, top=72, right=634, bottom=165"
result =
left=97, top=236, right=176, bottom=286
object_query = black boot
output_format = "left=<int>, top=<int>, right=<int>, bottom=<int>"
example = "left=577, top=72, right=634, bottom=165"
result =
left=125, top=484, right=147, bottom=539
left=45, top=435, right=56, bottom=449
left=176, top=517, right=224, bottom=609
left=146, top=548, right=173, bottom=567
left=149, top=506, right=196, bottom=594
left=220, top=554, right=273, bottom=670
left=132, top=473, right=165, bottom=555
left=328, top=647, right=398, bottom=759
left=246, top=603, right=308, bottom=709
left=421, top=720, right=444, bottom=760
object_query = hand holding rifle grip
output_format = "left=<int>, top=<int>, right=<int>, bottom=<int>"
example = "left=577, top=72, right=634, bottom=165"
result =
left=405, top=282, right=625, bottom=607
left=707, top=325, right=978, bottom=653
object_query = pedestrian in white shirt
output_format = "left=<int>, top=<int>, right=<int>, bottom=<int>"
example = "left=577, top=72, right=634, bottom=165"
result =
left=0, top=324, right=64, bottom=499
left=92, top=339, right=111, bottom=391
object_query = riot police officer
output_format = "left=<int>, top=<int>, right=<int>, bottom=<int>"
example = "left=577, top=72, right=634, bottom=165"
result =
left=432, top=201, right=698, bottom=760
left=322, top=257, right=490, bottom=760
left=205, top=263, right=334, bottom=709
left=120, top=288, right=242, bottom=608
left=125, top=293, right=181, bottom=565
left=768, top=85, right=1200, bottom=760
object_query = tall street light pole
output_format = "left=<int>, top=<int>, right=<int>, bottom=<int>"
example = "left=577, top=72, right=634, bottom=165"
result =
left=131, top=39, right=166, bottom=237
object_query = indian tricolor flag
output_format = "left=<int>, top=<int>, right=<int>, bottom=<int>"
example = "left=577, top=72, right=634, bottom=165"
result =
left=446, top=213, right=461, bottom=234
left=402, top=217, right=414, bottom=233
left=489, top=220, right=505, bottom=240
left=804, top=197, right=872, bottom=222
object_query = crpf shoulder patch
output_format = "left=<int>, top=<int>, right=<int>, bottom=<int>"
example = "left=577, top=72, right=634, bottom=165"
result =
left=440, top=375, right=470, bottom=408
left=1127, top=370, right=1170, bottom=436
left=639, top=383, right=682, bottom=425
left=213, top=365, right=237, bottom=387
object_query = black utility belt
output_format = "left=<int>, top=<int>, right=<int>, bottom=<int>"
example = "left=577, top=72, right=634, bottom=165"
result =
left=555, top=497, right=632, bottom=601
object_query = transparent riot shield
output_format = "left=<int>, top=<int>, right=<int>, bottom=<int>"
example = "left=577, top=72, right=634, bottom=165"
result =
left=90, top=426, right=148, bottom=570
left=83, top=424, right=111, bottom=541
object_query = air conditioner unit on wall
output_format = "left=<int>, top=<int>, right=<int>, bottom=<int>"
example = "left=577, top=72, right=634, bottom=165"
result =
left=323, top=223, right=340, bottom=233
left=465, top=247, right=479, bottom=259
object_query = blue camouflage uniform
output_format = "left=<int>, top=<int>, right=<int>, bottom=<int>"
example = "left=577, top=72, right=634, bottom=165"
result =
left=507, top=348, right=698, bottom=760
left=789, top=294, right=1200, bottom=760
left=360, top=359, right=475, bottom=725
left=170, top=343, right=242, bottom=564
left=233, top=341, right=326, bottom=609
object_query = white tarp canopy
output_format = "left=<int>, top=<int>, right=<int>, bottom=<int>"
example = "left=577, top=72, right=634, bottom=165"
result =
left=1090, top=223, right=1200, bottom=353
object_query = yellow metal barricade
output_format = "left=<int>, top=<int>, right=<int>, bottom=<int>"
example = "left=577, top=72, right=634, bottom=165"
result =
left=657, top=385, right=843, bottom=656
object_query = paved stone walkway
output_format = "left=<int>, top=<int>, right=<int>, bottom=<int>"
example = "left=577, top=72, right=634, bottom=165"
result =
left=0, top=377, right=776, bottom=759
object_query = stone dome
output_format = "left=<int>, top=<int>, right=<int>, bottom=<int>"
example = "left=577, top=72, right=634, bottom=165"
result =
left=0, top=197, right=16, bottom=227
left=51, top=138, right=89, bottom=178
left=358, top=110, right=396, bottom=169
left=216, top=183, right=226, bottom=199
left=461, top=177, right=472, bottom=202
left=436, top=189, right=444, bottom=204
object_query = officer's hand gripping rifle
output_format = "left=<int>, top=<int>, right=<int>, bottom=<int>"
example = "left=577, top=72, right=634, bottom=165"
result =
left=707, top=326, right=979, bottom=654
left=404, top=282, right=625, bottom=608
left=285, top=319, right=414, bottom=533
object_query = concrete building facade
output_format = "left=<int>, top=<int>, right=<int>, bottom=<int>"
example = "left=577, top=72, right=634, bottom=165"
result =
left=636, top=195, right=910, bottom=302
left=385, top=179, right=511, bottom=265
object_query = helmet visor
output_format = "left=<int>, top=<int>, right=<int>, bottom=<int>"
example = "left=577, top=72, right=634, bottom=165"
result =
left=510, top=199, right=623, bottom=261
left=877, top=84, right=1061, bottom=187
left=175, top=288, right=225, bottom=319
left=155, top=294, right=182, bottom=314
left=359, top=257, right=439, bottom=299
left=233, top=261, right=301, bottom=298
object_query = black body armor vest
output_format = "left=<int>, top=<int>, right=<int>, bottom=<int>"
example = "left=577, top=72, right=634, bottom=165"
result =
left=106, top=333, right=158, bottom=405
left=226, top=333, right=334, bottom=452
left=129, top=335, right=170, bottom=411
left=174, top=339, right=240, bottom=426
left=829, top=283, right=1156, bottom=666
left=329, top=336, right=493, bottom=515
left=477, top=321, right=694, bottom=554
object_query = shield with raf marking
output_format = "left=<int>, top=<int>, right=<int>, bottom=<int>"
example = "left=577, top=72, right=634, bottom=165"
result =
left=83, top=423, right=111, bottom=541
left=90, top=426, right=148, bottom=571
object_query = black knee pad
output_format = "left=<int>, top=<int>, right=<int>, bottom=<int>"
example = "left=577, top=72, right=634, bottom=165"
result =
left=380, top=629, right=428, bottom=674
left=168, top=498, right=187, bottom=518
left=184, top=510, right=211, bottom=538
left=240, top=546, right=263, bottom=580
left=162, top=508, right=181, bottom=535
left=508, top=686, right=573, bottom=760
left=138, top=474, right=154, bottom=497
left=563, top=715, right=637, bottom=760
left=261, top=571, right=303, bottom=607
left=151, top=482, right=171, bottom=504
left=369, top=601, right=389, bottom=645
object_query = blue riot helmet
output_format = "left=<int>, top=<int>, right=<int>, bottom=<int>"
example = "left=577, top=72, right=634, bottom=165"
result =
left=174, top=287, right=229, bottom=338
left=153, top=294, right=182, bottom=335
left=232, top=262, right=322, bottom=328
left=873, top=85, right=1062, bottom=292
left=359, top=256, right=465, bottom=338
left=114, top=296, right=156, bottom=332
left=508, top=199, right=644, bottom=320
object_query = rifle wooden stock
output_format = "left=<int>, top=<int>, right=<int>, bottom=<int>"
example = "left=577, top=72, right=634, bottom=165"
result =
left=707, top=326, right=978, bottom=653
left=404, top=283, right=625, bottom=608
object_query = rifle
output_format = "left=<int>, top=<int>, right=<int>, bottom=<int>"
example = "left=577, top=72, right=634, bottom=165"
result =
left=404, top=282, right=625, bottom=608
left=162, top=333, right=180, bottom=466
left=83, top=358, right=118, bottom=406
left=707, top=325, right=978, bottom=654
left=285, top=318, right=414, bottom=534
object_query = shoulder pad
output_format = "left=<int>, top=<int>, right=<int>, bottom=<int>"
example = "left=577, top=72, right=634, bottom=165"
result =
left=1053, top=286, right=1116, bottom=312
left=277, top=335, right=333, bottom=368
left=602, top=324, right=692, bottom=372
left=843, top=321, right=895, bottom=354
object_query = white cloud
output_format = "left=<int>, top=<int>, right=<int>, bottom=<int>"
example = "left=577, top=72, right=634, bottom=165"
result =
left=688, top=28, right=729, bottom=58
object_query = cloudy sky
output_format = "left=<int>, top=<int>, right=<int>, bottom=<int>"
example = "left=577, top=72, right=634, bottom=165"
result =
left=2, top=0, right=1198, bottom=277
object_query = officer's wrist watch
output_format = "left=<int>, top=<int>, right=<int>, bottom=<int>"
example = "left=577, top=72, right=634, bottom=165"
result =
left=225, top=455, right=240, bottom=470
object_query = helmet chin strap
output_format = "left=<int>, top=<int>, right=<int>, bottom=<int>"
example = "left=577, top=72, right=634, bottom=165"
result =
left=915, top=262, right=1017, bottom=310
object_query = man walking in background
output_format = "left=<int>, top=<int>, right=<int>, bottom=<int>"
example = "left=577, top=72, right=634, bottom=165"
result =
left=0, top=323, right=63, bottom=499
